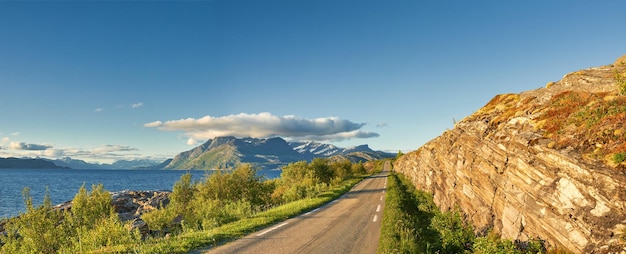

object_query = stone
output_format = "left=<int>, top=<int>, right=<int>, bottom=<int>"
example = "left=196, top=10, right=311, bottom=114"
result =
left=111, top=190, right=171, bottom=220
left=126, top=218, right=149, bottom=236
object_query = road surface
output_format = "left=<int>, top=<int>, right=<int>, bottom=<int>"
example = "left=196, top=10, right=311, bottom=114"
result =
left=203, top=163, right=390, bottom=254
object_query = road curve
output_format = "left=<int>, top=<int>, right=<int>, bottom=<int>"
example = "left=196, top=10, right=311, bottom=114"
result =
left=203, top=163, right=390, bottom=254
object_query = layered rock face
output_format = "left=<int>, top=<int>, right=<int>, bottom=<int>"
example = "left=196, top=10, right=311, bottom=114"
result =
left=394, top=55, right=626, bottom=253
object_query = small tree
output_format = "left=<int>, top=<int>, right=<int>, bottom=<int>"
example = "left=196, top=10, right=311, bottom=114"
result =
left=310, top=158, right=333, bottom=184
left=170, top=172, right=196, bottom=217
left=71, top=184, right=113, bottom=229
left=396, top=150, right=404, bottom=159
left=0, top=188, right=66, bottom=254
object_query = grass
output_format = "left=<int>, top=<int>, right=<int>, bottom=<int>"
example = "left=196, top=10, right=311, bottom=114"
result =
left=378, top=173, right=472, bottom=254
left=537, top=91, right=626, bottom=166
left=378, top=172, right=550, bottom=254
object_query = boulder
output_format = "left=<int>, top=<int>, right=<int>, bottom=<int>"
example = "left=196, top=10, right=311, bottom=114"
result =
left=111, top=190, right=171, bottom=221
left=125, top=218, right=149, bottom=236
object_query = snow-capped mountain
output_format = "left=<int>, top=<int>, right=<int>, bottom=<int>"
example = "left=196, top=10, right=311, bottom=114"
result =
left=288, top=141, right=343, bottom=157
left=160, top=137, right=394, bottom=170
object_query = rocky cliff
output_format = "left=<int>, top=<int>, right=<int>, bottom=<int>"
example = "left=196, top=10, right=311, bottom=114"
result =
left=394, top=55, right=626, bottom=253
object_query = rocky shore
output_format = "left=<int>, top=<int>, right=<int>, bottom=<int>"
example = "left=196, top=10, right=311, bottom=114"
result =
left=1, top=190, right=171, bottom=237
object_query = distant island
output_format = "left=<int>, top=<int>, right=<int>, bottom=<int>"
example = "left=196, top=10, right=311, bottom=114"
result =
left=0, top=157, right=69, bottom=169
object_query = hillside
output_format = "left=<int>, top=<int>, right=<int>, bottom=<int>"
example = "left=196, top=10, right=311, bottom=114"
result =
left=394, top=55, right=626, bottom=253
left=162, top=136, right=393, bottom=170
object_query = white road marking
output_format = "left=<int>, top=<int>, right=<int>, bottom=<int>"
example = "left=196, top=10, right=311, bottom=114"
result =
left=380, top=196, right=383, bottom=201
left=373, top=215, right=378, bottom=222
left=303, top=208, right=320, bottom=216
left=376, top=204, right=381, bottom=212
left=257, top=222, right=289, bottom=236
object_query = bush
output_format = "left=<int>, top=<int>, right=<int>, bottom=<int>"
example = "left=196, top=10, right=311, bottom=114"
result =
left=64, top=184, right=139, bottom=253
left=379, top=173, right=548, bottom=254
left=144, top=164, right=277, bottom=234
left=0, top=185, right=139, bottom=254
left=430, top=209, right=475, bottom=253
left=70, top=184, right=113, bottom=229
left=0, top=188, right=65, bottom=254
left=473, top=231, right=545, bottom=254
left=612, top=152, right=626, bottom=164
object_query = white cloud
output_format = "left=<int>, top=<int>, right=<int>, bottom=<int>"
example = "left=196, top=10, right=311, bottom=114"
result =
left=94, top=108, right=104, bottom=112
left=144, top=112, right=379, bottom=142
left=10, top=141, right=53, bottom=151
left=11, top=132, right=20, bottom=136
left=186, top=138, right=198, bottom=146
left=0, top=138, right=155, bottom=164
left=144, top=121, right=162, bottom=128
left=44, top=148, right=65, bottom=157
left=92, top=145, right=138, bottom=154
left=131, top=102, right=143, bottom=108
left=47, top=144, right=144, bottom=163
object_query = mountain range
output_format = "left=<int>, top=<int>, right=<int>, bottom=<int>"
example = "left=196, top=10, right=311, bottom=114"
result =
left=48, top=157, right=163, bottom=170
left=161, top=136, right=394, bottom=170
left=1, top=137, right=392, bottom=170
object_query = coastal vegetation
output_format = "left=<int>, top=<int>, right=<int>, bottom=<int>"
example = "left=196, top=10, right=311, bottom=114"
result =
left=378, top=172, right=546, bottom=254
left=0, top=185, right=139, bottom=253
left=0, top=158, right=375, bottom=253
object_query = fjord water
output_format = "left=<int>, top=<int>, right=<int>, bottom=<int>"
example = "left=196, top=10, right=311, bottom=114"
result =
left=0, top=168, right=281, bottom=219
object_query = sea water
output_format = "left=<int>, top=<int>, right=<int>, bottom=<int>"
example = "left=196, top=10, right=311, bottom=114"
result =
left=0, top=168, right=281, bottom=219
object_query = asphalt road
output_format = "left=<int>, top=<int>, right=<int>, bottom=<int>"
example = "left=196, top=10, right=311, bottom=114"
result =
left=204, top=163, right=390, bottom=254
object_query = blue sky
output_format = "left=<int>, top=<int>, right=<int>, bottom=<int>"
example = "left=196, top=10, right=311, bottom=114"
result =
left=1, top=0, right=625, bottom=163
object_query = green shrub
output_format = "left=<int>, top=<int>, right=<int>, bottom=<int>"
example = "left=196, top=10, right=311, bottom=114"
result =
left=141, top=205, right=179, bottom=235
left=70, top=184, right=113, bottom=229
left=430, top=209, right=475, bottom=253
left=378, top=173, right=444, bottom=254
left=66, top=214, right=140, bottom=253
left=170, top=172, right=196, bottom=215
left=0, top=185, right=139, bottom=254
left=379, top=173, right=548, bottom=254
left=612, top=152, right=626, bottom=164
left=64, top=184, right=139, bottom=253
left=0, top=188, right=66, bottom=254
left=351, top=162, right=366, bottom=175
